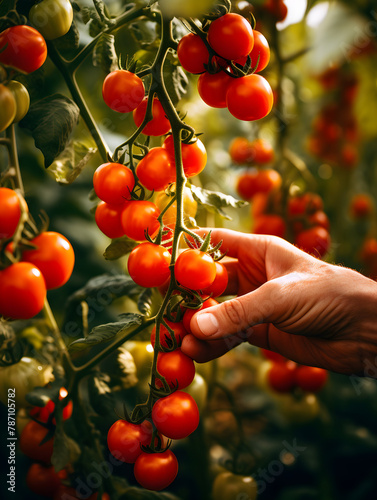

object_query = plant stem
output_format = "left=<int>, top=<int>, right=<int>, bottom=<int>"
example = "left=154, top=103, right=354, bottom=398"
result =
left=5, top=125, right=24, bottom=195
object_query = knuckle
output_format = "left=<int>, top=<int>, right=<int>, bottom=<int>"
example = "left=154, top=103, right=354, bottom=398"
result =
left=221, top=298, right=248, bottom=330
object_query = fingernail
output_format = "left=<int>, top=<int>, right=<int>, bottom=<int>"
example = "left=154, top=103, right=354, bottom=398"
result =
left=196, top=313, right=219, bottom=336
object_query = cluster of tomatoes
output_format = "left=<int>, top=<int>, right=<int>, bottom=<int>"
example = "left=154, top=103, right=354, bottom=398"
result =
left=307, top=67, right=359, bottom=169
left=177, top=12, right=273, bottom=121
left=0, top=188, right=75, bottom=320
left=261, top=349, right=328, bottom=394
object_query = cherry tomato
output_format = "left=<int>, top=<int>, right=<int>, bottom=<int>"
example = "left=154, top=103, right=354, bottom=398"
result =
left=156, top=349, right=195, bottom=389
left=295, top=226, right=331, bottom=257
left=128, top=242, right=171, bottom=288
left=29, top=0, right=73, bottom=40
left=309, top=210, right=330, bottom=231
left=268, top=361, right=297, bottom=393
left=226, top=74, right=273, bottom=121
left=177, top=33, right=209, bottom=74
left=0, top=187, right=27, bottom=238
left=163, top=135, right=207, bottom=178
left=134, top=450, right=178, bottom=491
left=107, top=419, right=153, bottom=463
left=235, top=30, right=270, bottom=72
left=121, top=200, right=160, bottom=241
left=6, top=80, right=30, bottom=122
left=261, top=348, right=287, bottom=364
left=250, top=138, right=275, bottom=164
left=212, top=471, right=257, bottom=500
left=0, top=84, right=16, bottom=131
left=236, top=169, right=281, bottom=200
left=265, top=0, right=288, bottom=22
left=133, top=97, right=171, bottom=136
left=229, top=137, right=251, bottom=164
left=20, top=420, right=54, bottom=464
left=197, top=70, right=233, bottom=108
left=183, top=372, right=208, bottom=413
left=0, top=262, right=46, bottom=319
left=93, top=162, right=135, bottom=205
left=152, top=391, right=199, bottom=439
left=288, top=193, right=323, bottom=216
left=208, top=13, right=254, bottom=61
left=350, top=193, right=374, bottom=218
left=175, top=249, right=216, bottom=290
left=201, top=261, right=228, bottom=297
left=151, top=320, right=188, bottom=349
left=102, top=70, right=145, bottom=113
left=279, top=393, right=320, bottom=423
left=183, top=298, right=219, bottom=333
left=154, top=185, right=197, bottom=226
left=30, top=387, right=73, bottom=424
left=0, top=25, right=47, bottom=73
left=295, top=365, right=328, bottom=392
left=253, top=214, right=286, bottom=238
left=95, top=201, right=126, bottom=239
left=22, top=231, right=75, bottom=290
left=136, top=148, right=176, bottom=191
left=26, top=463, right=66, bottom=497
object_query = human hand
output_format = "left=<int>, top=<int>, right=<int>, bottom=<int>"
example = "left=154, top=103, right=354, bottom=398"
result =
left=181, top=229, right=377, bottom=375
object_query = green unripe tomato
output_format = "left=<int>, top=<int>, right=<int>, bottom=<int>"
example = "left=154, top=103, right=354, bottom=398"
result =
left=183, top=373, right=208, bottom=413
left=0, top=84, right=16, bottom=132
left=212, top=471, right=258, bottom=500
left=7, top=81, right=30, bottom=122
left=29, top=0, right=73, bottom=40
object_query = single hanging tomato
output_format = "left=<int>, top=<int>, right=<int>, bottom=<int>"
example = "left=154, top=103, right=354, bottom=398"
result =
left=7, top=81, right=30, bottom=122
left=133, top=97, right=171, bottom=136
left=29, top=0, right=73, bottom=40
left=95, top=201, right=126, bottom=239
left=156, top=349, right=196, bottom=389
left=0, top=85, right=16, bottom=131
left=175, top=249, right=216, bottom=290
left=150, top=320, right=188, bottom=349
left=93, top=162, right=135, bottom=205
left=208, top=13, right=254, bottom=61
left=152, top=391, right=199, bottom=439
left=295, top=365, right=328, bottom=392
left=201, top=261, right=228, bottom=297
left=268, top=361, right=297, bottom=393
left=121, top=200, right=160, bottom=241
left=177, top=33, right=209, bottom=74
left=295, top=226, right=331, bottom=257
left=136, top=147, right=176, bottom=191
left=107, top=419, right=153, bottom=463
left=197, top=70, right=233, bottom=108
left=128, top=242, right=171, bottom=288
left=134, top=450, right=178, bottom=491
left=226, top=74, right=273, bottom=121
left=0, top=187, right=27, bottom=238
left=0, top=262, right=46, bottom=319
left=162, top=136, right=207, bottom=178
left=102, top=70, right=145, bottom=113
left=0, top=25, right=47, bottom=73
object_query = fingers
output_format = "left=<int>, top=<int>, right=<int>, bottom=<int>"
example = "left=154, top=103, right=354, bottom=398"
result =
left=181, top=332, right=246, bottom=363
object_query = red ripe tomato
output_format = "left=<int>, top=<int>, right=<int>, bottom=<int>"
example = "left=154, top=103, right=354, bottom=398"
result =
left=235, top=30, right=270, bottom=72
left=93, top=163, right=135, bottom=205
left=152, top=391, right=199, bottom=439
left=121, top=200, right=160, bottom=241
left=201, top=262, right=228, bottom=297
left=175, top=249, right=216, bottom=290
left=261, top=348, right=287, bottom=364
left=183, top=298, right=219, bottom=333
left=26, top=463, right=66, bottom=497
left=350, top=193, right=374, bottom=218
left=22, top=231, right=75, bottom=290
left=253, top=214, right=286, bottom=238
left=295, top=226, right=331, bottom=257
left=249, top=138, right=275, bottom=165
left=208, top=13, right=254, bottom=61
left=197, top=71, right=233, bottom=108
left=268, top=361, right=297, bottom=393
left=30, top=387, right=73, bottom=425
left=20, top=420, right=54, bottom=464
left=361, top=237, right=377, bottom=265
left=288, top=193, right=323, bottom=216
left=151, top=320, right=188, bottom=349
left=229, top=137, right=252, bottom=164
left=251, top=193, right=269, bottom=218
left=107, top=419, right=153, bottom=463
left=156, top=349, right=195, bottom=389
left=227, top=74, right=273, bottom=121
left=163, top=136, right=207, bottom=178
left=128, top=242, right=171, bottom=288
left=0, top=187, right=27, bottom=239
left=309, top=210, right=330, bottom=231
left=102, top=70, right=145, bottom=113
left=236, top=169, right=281, bottom=200
left=133, top=97, right=171, bottom=136
left=136, top=148, right=176, bottom=191
left=177, top=33, right=209, bottom=74
left=134, top=450, right=178, bottom=491
left=340, top=144, right=358, bottom=169
left=95, top=201, right=126, bottom=239
left=295, top=365, right=328, bottom=393
left=0, top=25, right=47, bottom=74
left=265, top=0, right=288, bottom=22
left=0, top=262, right=46, bottom=319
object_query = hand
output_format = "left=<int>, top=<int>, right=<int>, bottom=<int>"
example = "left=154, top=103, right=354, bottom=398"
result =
left=181, top=229, right=377, bottom=375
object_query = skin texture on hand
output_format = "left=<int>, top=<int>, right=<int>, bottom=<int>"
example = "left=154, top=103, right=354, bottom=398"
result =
left=180, top=229, right=377, bottom=376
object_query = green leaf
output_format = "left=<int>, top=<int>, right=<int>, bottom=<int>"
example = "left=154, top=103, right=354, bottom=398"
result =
left=19, top=94, right=80, bottom=168
left=163, top=59, right=188, bottom=105
left=80, top=6, right=96, bottom=24
left=52, top=426, right=81, bottom=472
left=89, top=17, right=105, bottom=37
left=190, top=185, right=248, bottom=220
left=48, top=141, right=97, bottom=185
left=103, top=237, right=137, bottom=260
left=53, top=22, right=80, bottom=56
left=68, top=314, right=143, bottom=351
left=137, top=288, right=154, bottom=317
left=93, top=33, right=118, bottom=73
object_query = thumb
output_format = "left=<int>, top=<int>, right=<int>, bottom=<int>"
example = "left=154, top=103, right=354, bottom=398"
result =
left=190, top=278, right=289, bottom=340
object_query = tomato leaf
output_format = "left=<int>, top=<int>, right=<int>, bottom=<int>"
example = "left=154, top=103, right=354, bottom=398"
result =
left=163, top=58, right=188, bottom=105
left=137, top=288, right=154, bottom=317
left=93, top=33, right=118, bottom=73
left=103, top=237, right=137, bottom=260
left=52, top=426, right=81, bottom=472
left=68, top=314, right=143, bottom=352
left=48, top=141, right=97, bottom=185
left=19, top=94, right=80, bottom=168
left=53, top=22, right=81, bottom=56
left=190, top=185, right=248, bottom=219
